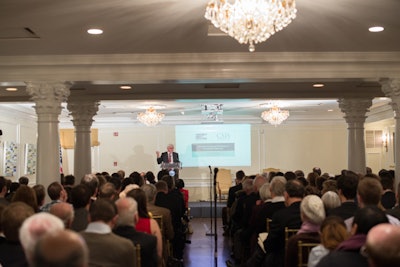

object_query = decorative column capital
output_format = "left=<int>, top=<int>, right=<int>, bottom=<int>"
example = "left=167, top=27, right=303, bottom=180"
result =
left=26, top=82, right=71, bottom=115
left=381, top=78, right=400, bottom=118
left=338, top=98, right=373, bottom=124
left=67, top=100, right=100, bottom=127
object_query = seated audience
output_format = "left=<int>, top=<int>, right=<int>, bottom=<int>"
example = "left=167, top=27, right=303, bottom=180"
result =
left=285, top=195, right=326, bottom=267
left=365, top=223, right=400, bottom=267
left=379, top=170, right=396, bottom=209
left=308, top=216, right=349, bottom=267
left=70, top=184, right=91, bottom=232
left=114, top=197, right=158, bottom=267
left=80, top=198, right=136, bottom=267
left=321, top=191, right=341, bottom=215
left=19, top=176, right=29, bottom=185
left=49, top=202, right=74, bottom=229
left=41, top=182, right=67, bottom=212
left=12, top=185, right=39, bottom=212
left=329, top=173, right=358, bottom=220
left=98, top=182, right=118, bottom=200
left=32, top=184, right=46, bottom=210
left=386, top=181, right=400, bottom=220
left=0, top=176, right=10, bottom=206
left=0, top=202, right=35, bottom=266
left=316, top=206, right=389, bottom=267
left=32, top=229, right=88, bottom=267
left=80, top=174, right=99, bottom=203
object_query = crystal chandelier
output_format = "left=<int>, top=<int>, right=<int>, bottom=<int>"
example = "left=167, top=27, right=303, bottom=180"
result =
left=137, top=107, right=165, bottom=126
left=261, top=105, right=289, bottom=126
left=205, top=0, right=297, bottom=52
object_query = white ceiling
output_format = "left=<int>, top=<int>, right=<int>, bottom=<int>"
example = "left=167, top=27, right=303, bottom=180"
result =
left=0, top=0, right=399, bottom=125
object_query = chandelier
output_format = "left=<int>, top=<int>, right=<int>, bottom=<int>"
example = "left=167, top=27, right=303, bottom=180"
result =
left=261, top=105, right=289, bottom=126
left=204, top=0, right=297, bottom=52
left=137, top=107, right=165, bottom=126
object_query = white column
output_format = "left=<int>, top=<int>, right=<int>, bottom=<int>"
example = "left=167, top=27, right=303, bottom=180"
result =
left=338, top=98, right=373, bottom=174
left=67, top=100, right=99, bottom=180
left=26, top=82, right=70, bottom=187
left=381, top=78, right=400, bottom=191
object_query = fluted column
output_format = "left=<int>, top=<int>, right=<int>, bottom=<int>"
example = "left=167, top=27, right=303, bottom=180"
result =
left=338, top=98, right=373, bottom=174
left=381, top=78, right=400, bottom=190
left=67, top=100, right=99, bottom=179
left=26, top=82, right=70, bottom=187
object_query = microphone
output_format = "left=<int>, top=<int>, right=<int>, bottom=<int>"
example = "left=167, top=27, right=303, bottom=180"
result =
left=209, top=165, right=212, bottom=173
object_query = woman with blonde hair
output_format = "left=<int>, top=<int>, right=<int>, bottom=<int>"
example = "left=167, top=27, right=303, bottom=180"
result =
left=308, top=216, right=349, bottom=267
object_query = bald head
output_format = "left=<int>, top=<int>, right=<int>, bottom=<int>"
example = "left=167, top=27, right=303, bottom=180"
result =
left=33, top=229, right=88, bottom=267
left=366, top=223, right=400, bottom=267
left=49, top=202, right=74, bottom=229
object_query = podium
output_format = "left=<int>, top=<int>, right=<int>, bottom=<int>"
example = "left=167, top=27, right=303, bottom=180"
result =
left=161, top=162, right=181, bottom=178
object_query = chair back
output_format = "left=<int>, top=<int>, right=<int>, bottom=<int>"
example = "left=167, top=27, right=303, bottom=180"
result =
left=152, top=215, right=164, bottom=235
left=135, top=244, right=141, bottom=267
left=297, top=241, right=319, bottom=267
left=266, top=218, right=272, bottom=232
left=284, top=227, right=299, bottom=249
left=216, top=168, right=232, bottom=201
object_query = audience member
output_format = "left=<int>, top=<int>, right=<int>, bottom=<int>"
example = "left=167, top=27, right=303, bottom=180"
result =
left=145, top=171, right=157, bottom=184
left=32, top=229, right=88, bottom=267
left=6, top=182, right=20, bottom=202
left=308, top=216, right=349, bottom=267
left=285, top=194, right=326, bottom=267
left=49, top=202, right=74, bottom=229
left=329, top=173, right=358, bottom=220
left=12, top=185, right=39, bottom=212
left=32, top=184, right=46, bottom=209
left=321, top=191, right=341, bottom=215
left=316, top=206, right=389, bottom=267
left=18, top=176, right=29, bottom=185
left=321, top=179, right=337, bottom=195
left=70, top=184, right=91, bottom=232
left=117, top=169, right=126, bottom=179
left=379, top=171, right=396, bottom=209
left=80, top=198, right=136, bottom=267
left=386, top=181, right=400, bottom=220
left=98, top=182, right=118, bottom=200
left=365, top=223, right=400, bottom=267
left=0, top=202, right=35, bottom=266
left=80, top=174, right=99, bottom=202
left=224, top=170, right=245, bottom=234
left=114, top=197, right=158, bottom=267
left=0, top=176, right=10, bottom=206
left=41, top=182, right=67, bottom=212
left=19, top=212, right=65, bottom=265
left=62, top=174, right=75, bottom=203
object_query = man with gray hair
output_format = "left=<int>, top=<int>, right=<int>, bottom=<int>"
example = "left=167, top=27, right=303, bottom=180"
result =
left=114, top=197, right=158, bottom=267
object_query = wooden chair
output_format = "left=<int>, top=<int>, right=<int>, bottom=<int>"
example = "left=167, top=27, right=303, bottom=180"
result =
left=266, top=218, right=272, bottom=232
left=284, top=227, right=299, bottom=249
left=135, top=244, right=141, bottom=267
left=152, top=215, right=164, bottom=235
left=216, top=168, right=233, bottom=202
left=297, top=241, right=319, bottom=267
left=152, top=215, right=173, bottom=257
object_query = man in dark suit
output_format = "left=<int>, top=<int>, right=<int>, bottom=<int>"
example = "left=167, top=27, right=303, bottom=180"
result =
left=244, top=179, right=304, bottom=267
left=114, top=197, right=158, bottom=267
left=223, top=170, right=245, bottom=235
left=156, top=144, right=180, bottom=178
left=328, top=173, right=359, bottom=220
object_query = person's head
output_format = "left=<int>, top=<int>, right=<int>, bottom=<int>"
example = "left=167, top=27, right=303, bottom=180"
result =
left=321, top=191, right=341, bottom=212
left=145, top=171, right=156, bottom=184
left=49, top=202, right=74, bottom=229
left=63, top=175, right=75, bottom=186
left=284, top=179, right=305, bottom=205
left=32, top=229, right=88, bottom=267
left=0, top=176, right=8, bottom=196
left=19, top=176, right=29, bottom=185
left=176, top=179, right=185, bottom=189
left=357, top=177, right=383, bottom=207
left=161, top=175, right=175, bottom=191
left=80, top=174, right=99, bottom=197
left=235, top=170, right=245, bottom=182
left=242, top=178, right=254, bottom=195
left=98, top=182, right=117, bottom=200
left=269, top=176, right=287, bottom=197
left=300, top=195, right=325, bottom=225
left=12, top=185, right=39, bottom=212
left=115, top=197, right=139, bottom=227
left=109, top=176, right=122, bottom=192
left=142, top=184, right=157, bottom=203
left=89, top=198, right=118, bottom=224
left=119, top=184, right=139, bottom=198
left=283, top=171, right=296, bottom=181
left=129, top=172, right=145, bottom=187
left=336, top=173, right=358, bottom=200
left=294, top=170, right=305, bottom=178
left=167, top=144, right=174, bottom=153
left=155, top=180, right=168, bottom=193
left=351, top=205, right=388, bottom=235
left=365, top=223, right=400, bottom=267
left=259, top=182, right=271, bottom=202
left=19, top=212, right=65, bottom=264
left=321, top=179, right=337, bottom=195
left=126, top=188, right=149, bottom=218
left=312, top=167, right=322, bottom=176
left=307, top=172, right=319, bottom=187
left=47, top=182, right=67, bottom=201
left=380, top=171, right=394, bottom=191
left=117, top=170, right=125, bottom=179
left=70, top=184, right=91, bottom=209
left=2, top=202, right=34, bottom=242
left=253, top=175, right=268, bottom=192
left=33, top=184, right=46, bottom=207
left=319, top=216, right=349, bottom=250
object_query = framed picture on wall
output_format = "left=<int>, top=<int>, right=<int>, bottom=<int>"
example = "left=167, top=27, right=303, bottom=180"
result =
left=3, top=141, right=18, bottom=176
left=25, top=143, right=37, bottom=175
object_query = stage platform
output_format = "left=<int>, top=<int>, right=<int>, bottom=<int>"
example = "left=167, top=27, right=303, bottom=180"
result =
left=188, top=201, right=226, bottom=218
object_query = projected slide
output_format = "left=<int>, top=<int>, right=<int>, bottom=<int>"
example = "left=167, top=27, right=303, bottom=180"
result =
left=175, top=124, right=251, bottom=167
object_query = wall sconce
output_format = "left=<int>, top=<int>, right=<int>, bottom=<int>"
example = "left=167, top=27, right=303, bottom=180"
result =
left=382, top=133, right=388, bottom=152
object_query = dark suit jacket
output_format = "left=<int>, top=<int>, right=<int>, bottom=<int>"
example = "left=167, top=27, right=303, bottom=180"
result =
left=113, top=225, right=158, bottom=267
left=157, top=152, right=179, bottom=164
left=328, top=201, right=358, bottom=220
left=263, top=201, right=302, bottom=267
left=227, top=183, right=242, bottom=208
left=285, top=232, right=320, bottom=267
left=0, top=240, right=28, bottom=267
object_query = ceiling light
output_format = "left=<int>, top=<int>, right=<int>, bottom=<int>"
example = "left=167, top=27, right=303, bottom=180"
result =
left=327, top=109, right=333, bottom=112
left=120, top=85, right=132, bottom=90
left=205, top=0, right=297, bottom=52
left=137, top=107, right=165, bottom=126
left=261, top=105, right=289, bottom=126
left=6, top=87, right=18, bottom=91
left=313, top=83, right=324, bottom=88
left=369, top=26, right=384, bottom=32
left=87, top=28, right=103, bottom=35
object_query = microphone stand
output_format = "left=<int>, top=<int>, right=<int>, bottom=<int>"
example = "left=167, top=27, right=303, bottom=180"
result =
left=213, top=167, right=218, bottom=262
left=206, top=166, right=215, bottom=236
